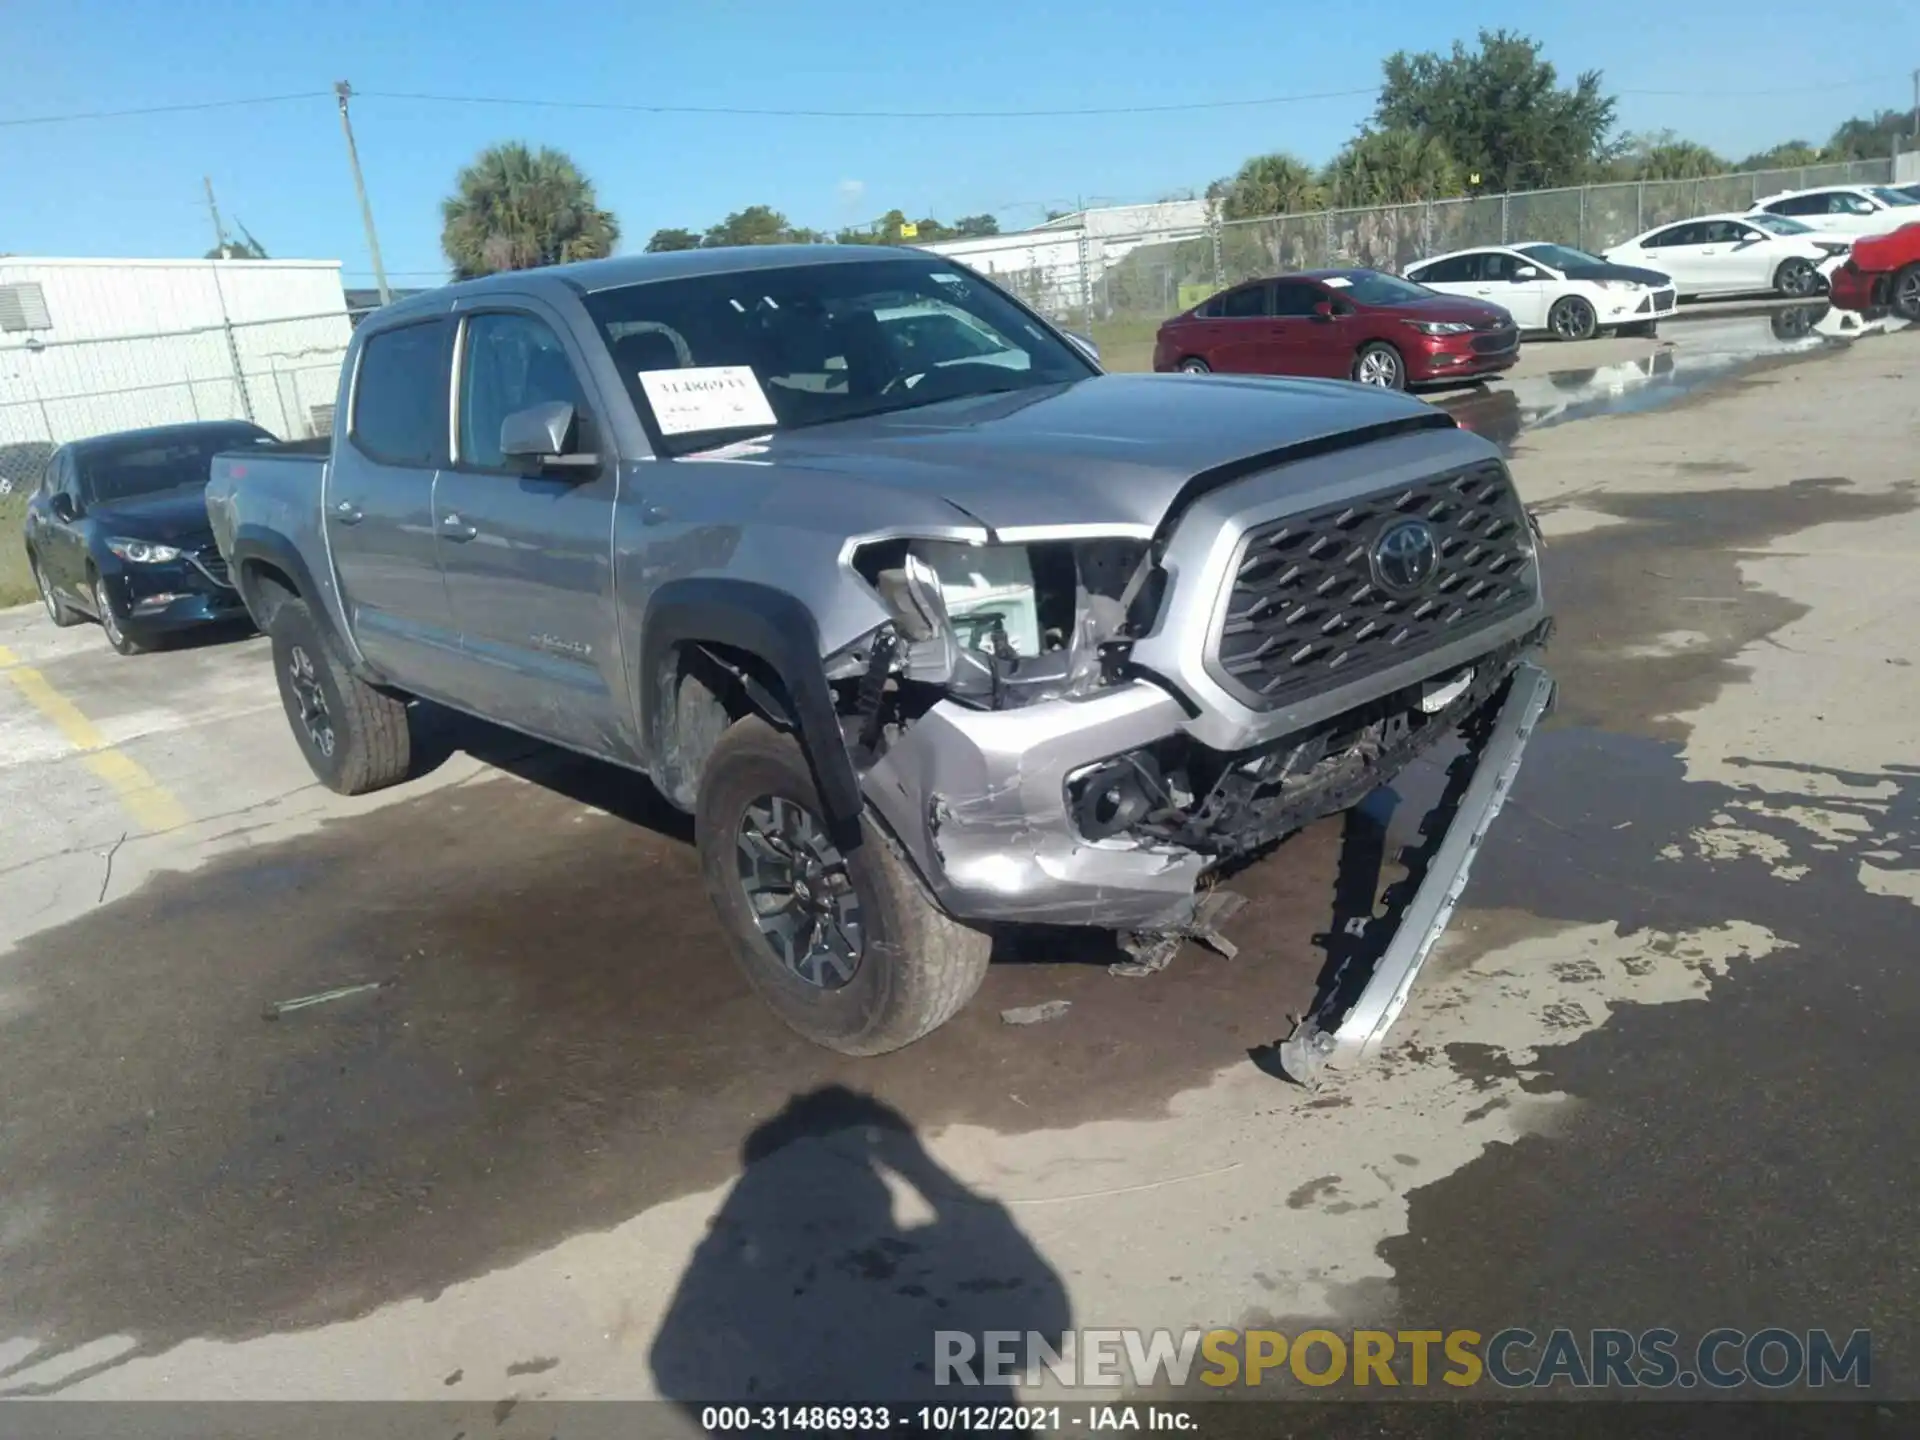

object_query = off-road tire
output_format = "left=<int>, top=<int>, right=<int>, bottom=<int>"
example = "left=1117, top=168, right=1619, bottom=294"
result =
left=1549, top=296, right=1598, bottom=342
left=268, top=597, right=411, bottom=795
left=1892, top=263, right=1920, bottom=322
left=92, top=571, right=149, bottom=655
left=696, top=716, right=992, bottom=1055
left=30, top=553, right=83, bottom=627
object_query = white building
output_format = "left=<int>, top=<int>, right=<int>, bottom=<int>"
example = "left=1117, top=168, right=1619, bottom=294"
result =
left=918, top=200, right=1210, bottom=314
left=0, top=257, right=355, bottom=450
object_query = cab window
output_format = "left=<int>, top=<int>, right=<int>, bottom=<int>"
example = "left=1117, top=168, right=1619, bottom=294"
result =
left=457, top=312, right=587, bottom=469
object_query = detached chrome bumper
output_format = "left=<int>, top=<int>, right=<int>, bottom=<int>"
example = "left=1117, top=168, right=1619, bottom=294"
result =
left=1280, top=661, right=1555, bottom=1080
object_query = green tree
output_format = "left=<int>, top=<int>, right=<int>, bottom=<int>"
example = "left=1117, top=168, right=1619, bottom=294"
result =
left=701, top=205, right=823, bottom=247
left=1214, top=151, right=1326, bottom=220
left=1375, top=29, right=1617, bottom=192
left=1621, top=130, right=1727, bottom=180
left=953, top=214, right=1000, bottom=237
left=1824, top=109, right=1911, bottom=161
left=1323, top=128, right=1462, bottom=206
left=440, top=143, right=619, bottom=279
left=1738, top=140, right=1824, bottom=170
left=645, top=227, right=702, bottom=253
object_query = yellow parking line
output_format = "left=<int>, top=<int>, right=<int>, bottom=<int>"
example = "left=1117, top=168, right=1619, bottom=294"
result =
left=0, top=644, right=191, bottom=833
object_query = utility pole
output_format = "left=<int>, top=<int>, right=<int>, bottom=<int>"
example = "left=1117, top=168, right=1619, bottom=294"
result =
left=334, top=81, right=392, bottom=306
left=202, top=176, right=228, bottom=257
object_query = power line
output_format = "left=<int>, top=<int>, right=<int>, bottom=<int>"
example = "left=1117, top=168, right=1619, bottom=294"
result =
left=354, top=86, right=1381, bottom=119
left=0, top=91, right=330, bottom=127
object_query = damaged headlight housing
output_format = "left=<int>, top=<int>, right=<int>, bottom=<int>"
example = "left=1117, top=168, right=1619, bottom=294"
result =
left=844, top=535, right=1162, bottom=710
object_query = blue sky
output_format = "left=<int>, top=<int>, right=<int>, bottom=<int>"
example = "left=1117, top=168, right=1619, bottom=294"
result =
left=6, top=0, right=1915, bottom=285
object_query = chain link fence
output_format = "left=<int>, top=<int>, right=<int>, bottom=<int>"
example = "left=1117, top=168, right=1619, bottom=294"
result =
left=0, top=308, right=365, bottom=476
left=1002, top=159, right=1898, bottom=360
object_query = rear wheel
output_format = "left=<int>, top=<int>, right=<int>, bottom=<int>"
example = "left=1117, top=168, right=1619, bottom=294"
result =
left=1774, top=257, right=1819, bottom=298
left=1177, top=357, right=1211, bottom=374
left=1892, top=263, right=1920, bottom=322
left=1351, top=342, right=1404, bottom=389
left=696, top=716, right=991, bottom=1055
left=1548, top=296, right=1598, bottom=342
left=31, top=554, right=83, bottom=627
left=92, top=572, right=148, bottom=656
left=268, top=597, right=411, bottom=795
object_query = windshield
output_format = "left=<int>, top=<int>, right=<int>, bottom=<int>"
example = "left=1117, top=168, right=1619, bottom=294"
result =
left=1330, top=270, right=1435, bottom=305
left=581, top=256, right=1095, bottom=454
left=1749, top=214, right=1813, bottom=235
left=76, top=427, right=267, bottom=506
left=1869, top=186, right=1920, bottom=207
left=1516, top=243, right=1607, bottom=269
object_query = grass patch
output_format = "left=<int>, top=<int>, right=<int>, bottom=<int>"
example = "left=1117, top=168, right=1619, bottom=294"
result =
left=0, top=491, right=35, bottom=609
left=1089, top=316, right=1165, bottom=374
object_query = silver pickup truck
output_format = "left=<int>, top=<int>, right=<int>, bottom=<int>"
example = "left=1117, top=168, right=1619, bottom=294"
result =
left=207, top=245, right=1553, bottom=1062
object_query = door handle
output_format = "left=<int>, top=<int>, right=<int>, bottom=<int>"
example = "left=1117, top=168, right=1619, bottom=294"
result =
left=439, top=512, right=478, bottom=542
left=639, top=502, right=669, bottom=526
left=331, top=499, right=364, bottom=525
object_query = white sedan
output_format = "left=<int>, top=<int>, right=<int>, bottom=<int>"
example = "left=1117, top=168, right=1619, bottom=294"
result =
left=1403, top=243, right=1675, bottom=341
left=1748, top=185, right=1920, bottom=237
left=1604, top=213, right=1850, bottom=299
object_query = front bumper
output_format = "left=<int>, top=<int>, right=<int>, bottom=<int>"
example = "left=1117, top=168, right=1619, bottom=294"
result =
left=1276, top=661, right=1553, bottom=1078
left=1825, top=262, right=1882, bottom=312
left=1408, top=333, right=1518, bottom=383
left=100, top=548, right=251, bottom=635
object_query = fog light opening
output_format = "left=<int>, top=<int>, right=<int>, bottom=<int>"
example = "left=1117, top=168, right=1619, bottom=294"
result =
left=1069, top=755, right=1161, bottom=841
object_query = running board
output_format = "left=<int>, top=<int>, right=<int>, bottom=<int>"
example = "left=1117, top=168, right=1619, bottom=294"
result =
left=1278, top=661, right=1554, bottom=1084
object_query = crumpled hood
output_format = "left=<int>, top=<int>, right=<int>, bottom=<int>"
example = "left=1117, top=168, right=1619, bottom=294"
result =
left=87, top=485, right=216, bottom=545
left=745, top=373, right=1447, bottom=534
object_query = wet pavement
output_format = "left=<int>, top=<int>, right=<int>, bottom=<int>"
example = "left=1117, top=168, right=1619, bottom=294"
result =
left=1, top=322, right=1917, bottom=1414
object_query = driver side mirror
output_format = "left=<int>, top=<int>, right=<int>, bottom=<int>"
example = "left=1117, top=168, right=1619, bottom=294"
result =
left=49, top=493, right=77, bottom=522
left=500, top=401, right=599, bottom=472
left=1512, top=265, right=1542, bottom=281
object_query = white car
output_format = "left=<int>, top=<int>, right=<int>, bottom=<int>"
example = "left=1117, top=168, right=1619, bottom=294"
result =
left=1747, top=185, right=1920, bottom=237
left=1604, top=213, right=1850, bottom=299
left=1403, top=242, right=1676, bottom=341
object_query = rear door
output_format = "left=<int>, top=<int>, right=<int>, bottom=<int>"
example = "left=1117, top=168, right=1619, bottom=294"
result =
left=1208, top=282, right=1274, bottom=372
left=1636, top=222, right=1712, bottom=291
left=329, top=315, right=467, bottom=693
left=1265, top=279, right=1342, bottom=376
left=1406, top=254, right=1479, bottom=302
left=435, top=301, right=629, bottom=757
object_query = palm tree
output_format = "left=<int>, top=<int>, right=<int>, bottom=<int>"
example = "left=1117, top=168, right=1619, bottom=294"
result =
left=1214, top=152, right=1326, bottom=221
left=440, top=143, right=620, bottom=279
left=1324, top=129, right=1463, bottom=208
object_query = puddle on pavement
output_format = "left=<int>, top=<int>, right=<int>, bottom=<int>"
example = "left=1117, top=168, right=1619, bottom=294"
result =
left=4, top=362, right=1918, bottom=1389
left=1441, top=305, right=1905, bottom=450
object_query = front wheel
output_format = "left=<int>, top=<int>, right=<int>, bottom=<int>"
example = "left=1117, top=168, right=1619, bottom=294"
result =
left=1549, top=296, right=1598, bottom=342
left=92, top=573, right=148, bottom=655
left=268, top=597, right=411, bottom=795
left=1892, top=263, right=1920, bottom=322
left=696, top=716, right=992, bottom=1055
left=1774, top=258, right=1819, bottom=298
left=1351, top=342, right=1405, bottom=389
left=1177, top=357, right=1211, bottom=374
left=31, top=555, right=83, bottom=628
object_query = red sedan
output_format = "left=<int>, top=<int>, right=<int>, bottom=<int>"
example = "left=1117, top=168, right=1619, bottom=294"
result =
left=1826, top=221, right=1920, bottom=320
left=1153, top=269, right=1520, bottom=390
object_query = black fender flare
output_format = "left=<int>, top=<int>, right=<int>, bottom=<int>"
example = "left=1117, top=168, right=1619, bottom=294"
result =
left=640, top=576, right=863, bottom=852
left=227, top=526, right=339, bottom=642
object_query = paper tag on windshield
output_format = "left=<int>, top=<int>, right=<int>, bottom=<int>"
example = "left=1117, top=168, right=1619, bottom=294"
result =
left=638, top=366, right=777, bottom=436
left=1323, top=276, right=1353, bottom=288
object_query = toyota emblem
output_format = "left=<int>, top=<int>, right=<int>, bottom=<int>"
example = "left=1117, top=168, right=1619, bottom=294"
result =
left=1372, top=519, right=1439, bottom=597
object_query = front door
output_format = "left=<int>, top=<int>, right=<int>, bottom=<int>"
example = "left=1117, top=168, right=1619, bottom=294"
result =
left=1478, top=252, right=1551, bottom=329
left=434, top=302, right=629, bottom=759
left=328, top=314, right=466, bottom=694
